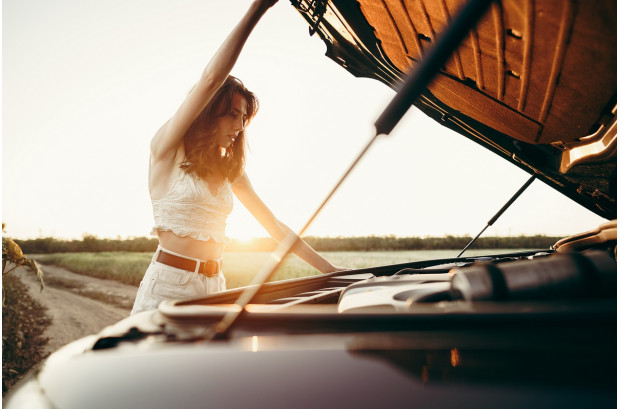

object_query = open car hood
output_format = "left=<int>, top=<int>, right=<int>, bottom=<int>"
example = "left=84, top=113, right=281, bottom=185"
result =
left=290, top=0, right=616, bottom=219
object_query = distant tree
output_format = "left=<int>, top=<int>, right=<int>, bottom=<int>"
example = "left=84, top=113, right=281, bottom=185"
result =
left=13, top=233, right=562, bottom=254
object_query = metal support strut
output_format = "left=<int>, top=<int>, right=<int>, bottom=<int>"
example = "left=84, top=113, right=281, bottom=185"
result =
left=457, top=174, right=536, bottom=257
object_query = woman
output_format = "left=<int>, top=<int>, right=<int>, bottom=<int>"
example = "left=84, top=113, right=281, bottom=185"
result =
left=131, top=0, right=343, bottom=315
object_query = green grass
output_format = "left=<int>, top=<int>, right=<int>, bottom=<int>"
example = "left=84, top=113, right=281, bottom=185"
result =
left=32, top=251, right=331, bottom=289
left=32, top=249, right=528, bottom=289
left=33, top=252, right=152, bottom=287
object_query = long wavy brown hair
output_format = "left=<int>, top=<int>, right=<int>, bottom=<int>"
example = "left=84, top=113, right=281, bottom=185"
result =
left=181, top=76, right=258, bottom=182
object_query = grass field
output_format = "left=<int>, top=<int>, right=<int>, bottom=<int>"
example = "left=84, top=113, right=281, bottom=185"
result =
left=32, top=249, right=528, bottom=289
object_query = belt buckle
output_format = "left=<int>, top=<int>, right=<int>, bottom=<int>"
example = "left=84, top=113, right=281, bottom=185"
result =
left=201, top=260, right=219, bottom=277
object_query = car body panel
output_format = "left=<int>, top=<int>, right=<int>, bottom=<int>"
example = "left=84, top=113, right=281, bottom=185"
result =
left=8, top=293, right=617, bottom=408
left=291, top=0, right=616, bottom=219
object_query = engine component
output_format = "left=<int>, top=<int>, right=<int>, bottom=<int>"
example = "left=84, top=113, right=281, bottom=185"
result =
left=450, top=250, right=616, bottom=301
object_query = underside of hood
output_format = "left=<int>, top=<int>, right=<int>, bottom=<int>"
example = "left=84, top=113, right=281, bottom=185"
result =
left=291, top=0, right=617, bottom=219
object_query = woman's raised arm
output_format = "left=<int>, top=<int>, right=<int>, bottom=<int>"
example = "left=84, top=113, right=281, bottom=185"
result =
left=150, top=0, right=278, bottom=162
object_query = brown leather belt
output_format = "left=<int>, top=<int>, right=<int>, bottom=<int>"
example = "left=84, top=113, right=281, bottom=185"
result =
left=156, top=250, right=222, bottom=277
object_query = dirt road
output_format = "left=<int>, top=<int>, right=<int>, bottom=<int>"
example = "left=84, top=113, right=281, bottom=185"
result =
left=18, top=264, right=138, bottom=356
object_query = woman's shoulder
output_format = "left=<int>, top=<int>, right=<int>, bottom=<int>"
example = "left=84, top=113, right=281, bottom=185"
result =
left=149, top=151, right=188, bottom=200
left=230, top=170, right=249, bottom=184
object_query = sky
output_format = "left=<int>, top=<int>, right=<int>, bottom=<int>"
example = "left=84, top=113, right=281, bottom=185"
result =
left=2, top=0, right=608, bottom=241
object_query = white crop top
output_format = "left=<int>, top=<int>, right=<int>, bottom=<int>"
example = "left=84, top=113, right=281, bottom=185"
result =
left=150, top=171, right=233, bottom=244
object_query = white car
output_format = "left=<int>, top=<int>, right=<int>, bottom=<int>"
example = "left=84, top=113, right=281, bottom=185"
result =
left=6, top=0, right=616, bottom=407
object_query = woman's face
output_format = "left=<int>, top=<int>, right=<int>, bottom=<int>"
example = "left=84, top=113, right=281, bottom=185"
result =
left=214, top=93, right=248, bottom=149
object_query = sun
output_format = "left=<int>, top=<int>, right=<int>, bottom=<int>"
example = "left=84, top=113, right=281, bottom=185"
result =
left=231, top=232, right=258, bottom=243
left=227, top=207, right=264, bottom=243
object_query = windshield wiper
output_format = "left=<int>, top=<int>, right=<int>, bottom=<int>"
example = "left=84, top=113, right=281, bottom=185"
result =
left=207, top=0, right=495, bottom=341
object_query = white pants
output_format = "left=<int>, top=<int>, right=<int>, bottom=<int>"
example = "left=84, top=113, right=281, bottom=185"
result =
left=130, top=246, right=226, bottom=315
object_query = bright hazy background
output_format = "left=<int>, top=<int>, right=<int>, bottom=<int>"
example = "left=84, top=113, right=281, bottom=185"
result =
left=3, top=0, right=607, bottom=241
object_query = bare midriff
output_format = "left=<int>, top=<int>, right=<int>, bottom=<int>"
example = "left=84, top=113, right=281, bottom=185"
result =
left=157, top=231, right=225, bottom=261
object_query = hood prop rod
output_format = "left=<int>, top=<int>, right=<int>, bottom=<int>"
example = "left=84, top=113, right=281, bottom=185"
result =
left=374, top=0, right=494, bottom=135
left=457, top=174, right=536, bottom=257
left=208, top=0, right=495, bottom=341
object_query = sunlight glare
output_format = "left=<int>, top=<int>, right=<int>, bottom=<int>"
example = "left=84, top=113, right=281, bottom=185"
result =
left=450, top=348, right=460, bottom=367
left=231, top=233, right=258, bottom=243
